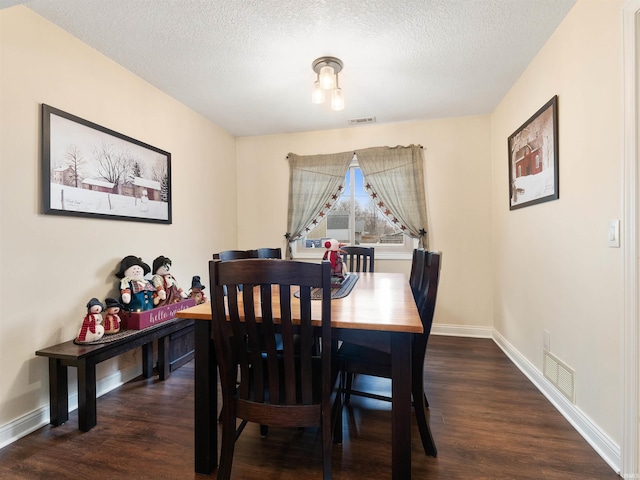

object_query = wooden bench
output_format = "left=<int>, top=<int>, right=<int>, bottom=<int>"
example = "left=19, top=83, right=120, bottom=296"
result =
left=35, top=317, right=194, bottom=432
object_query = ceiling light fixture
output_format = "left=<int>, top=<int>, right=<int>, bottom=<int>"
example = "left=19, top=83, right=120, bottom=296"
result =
left=312, top=56, right=344, bottom=111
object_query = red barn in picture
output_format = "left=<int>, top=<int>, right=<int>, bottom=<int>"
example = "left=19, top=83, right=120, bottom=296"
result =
left=514, top=137, right=543, bottom=178
left=81, top=178, right=115, bottom=193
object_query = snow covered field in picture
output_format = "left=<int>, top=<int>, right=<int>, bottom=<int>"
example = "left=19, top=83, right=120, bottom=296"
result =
left=512, top=167, right=555, bottom=206
left=50, top=183, right=168, bottom=220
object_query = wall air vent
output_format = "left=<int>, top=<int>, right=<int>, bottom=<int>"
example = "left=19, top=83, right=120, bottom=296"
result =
left=543, top=350, right=576, bottom=403
left=348, top=116, right=376, bottom=125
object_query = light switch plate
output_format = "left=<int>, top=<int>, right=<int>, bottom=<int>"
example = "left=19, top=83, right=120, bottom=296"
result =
left=608, top=219, right=620, bottom=248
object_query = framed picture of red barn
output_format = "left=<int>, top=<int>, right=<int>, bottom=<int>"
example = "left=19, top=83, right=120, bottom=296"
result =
left=41, top=104, right=172, bottom=224
left=508, top=96, right=559, bottom=210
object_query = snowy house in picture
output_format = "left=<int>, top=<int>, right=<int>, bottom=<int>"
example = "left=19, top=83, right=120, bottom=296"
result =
left=133, top=177, right=161, bottom=201
left=82, top=178, right=115, bottom=193
left=52, top=166, right=74, bottom=186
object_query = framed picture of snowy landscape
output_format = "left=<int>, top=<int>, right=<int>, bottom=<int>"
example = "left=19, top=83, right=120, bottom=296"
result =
left=508, top=96, right=559, bottom=210
left=41, top=104, right=172, bottom=224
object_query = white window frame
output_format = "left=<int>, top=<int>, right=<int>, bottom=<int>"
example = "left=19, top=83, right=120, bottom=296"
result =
left=292, top=158, right=417, bottom=260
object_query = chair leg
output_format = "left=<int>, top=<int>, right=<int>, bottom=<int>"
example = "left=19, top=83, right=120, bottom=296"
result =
left=412, top=361, right=437, bottom=457
left=344, top=372, right=354, bottom=404
left=332, top=372, right=343, bottom=445
left=322, top=406, right=332, bottom=480
left=413, top=391, right=437, bottom=456
left=217, top=402, right=238, bottom=480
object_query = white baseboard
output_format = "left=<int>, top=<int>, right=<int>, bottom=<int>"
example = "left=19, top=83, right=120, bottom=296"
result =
left=492, top=330, right=621, bottom=476
left=0, top=363, right=141, bottom=450
left=431, top=323, right=493, bottom=338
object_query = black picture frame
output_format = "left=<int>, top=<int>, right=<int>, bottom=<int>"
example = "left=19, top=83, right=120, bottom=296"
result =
left=41, top=104, right=172, bottom=224
left=508, top=95, right=559, bottom=210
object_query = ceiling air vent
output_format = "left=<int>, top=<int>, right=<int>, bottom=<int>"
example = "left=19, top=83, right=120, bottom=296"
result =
left=348, top=116, right=376, bottom=125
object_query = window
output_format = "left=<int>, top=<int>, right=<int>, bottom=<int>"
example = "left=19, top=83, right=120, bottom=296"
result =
left=294, top=160, right=416, bottom=259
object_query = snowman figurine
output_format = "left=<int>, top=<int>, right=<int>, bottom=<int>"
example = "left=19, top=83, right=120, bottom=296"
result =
left=140, top=189, right=149, bottom=212
left=76, top=298, right=105, bottom=344
left=115, top=255, right=156, bottom=312
left=322, top=238, right=347, bottom=286
left=102, top=297, right=123, bottom=334
left=152, top=256, right=188, bottom=307
left=188, top=275, right=207, bottom=305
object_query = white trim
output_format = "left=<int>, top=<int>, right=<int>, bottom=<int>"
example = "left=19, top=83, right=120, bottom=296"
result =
left=493, top=330, right=621, bottom=475
left=294, top=250, right=414, bottom=261
left=0, top=362, right=141, bottom=450
left=431, top=323, right=493, bottom=338
left=623, top=1, right=640, bottom=477
left=0, top=405, right=49, bottom=450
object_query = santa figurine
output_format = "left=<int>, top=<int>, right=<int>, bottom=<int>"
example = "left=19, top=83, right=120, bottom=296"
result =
left=189, top=275, right=207, bottom=305
left=322, top=238, right=347, bottom=286
left=116, top=255, right=156, bottom=312
left=102, top=297, right=123, bottom=334
left=151, top=256, right=188, bottom=307
left=76, top=298, right=105, bottom=344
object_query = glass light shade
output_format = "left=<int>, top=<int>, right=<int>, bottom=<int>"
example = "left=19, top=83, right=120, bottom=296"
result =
left=331, top=87, right=344, bottom=111
left=319, top=65, right=335, bottom=90
left=312, top=80, right=325, bottom=104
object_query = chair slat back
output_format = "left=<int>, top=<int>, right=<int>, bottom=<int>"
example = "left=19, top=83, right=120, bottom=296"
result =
left=341, top=246, right=375, bottom=273
left=409, top=248, right=426, bottom=300
left=213, top=250, right=255, bottom=261
left=209, top=259, right=332, bottom=408
left=414, top=251, right=441, bottom=343
left=255, top=247, right=282, bottom=259
left=214, top=248, right=282, bottom=260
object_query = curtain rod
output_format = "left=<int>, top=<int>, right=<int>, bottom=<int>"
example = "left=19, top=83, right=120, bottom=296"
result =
left=286, top=145, right=423, bottom=159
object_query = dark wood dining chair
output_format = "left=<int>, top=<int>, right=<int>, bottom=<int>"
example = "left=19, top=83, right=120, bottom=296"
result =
left=339, top=251, right=441, bottom=457
left=209, top=259, right=342, bottom=480
left=254, top=247, right=282, bottom=259
left=340, top=246, right=374, bottom=273
left=213, top=249, right=255, bottom=260
left=409, top=248, right=426, bottom=301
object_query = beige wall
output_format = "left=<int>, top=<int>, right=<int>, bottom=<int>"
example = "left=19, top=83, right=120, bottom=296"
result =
left=491, top=0, right=625, bottom=443
left=0, top=7, right=237, bottom=431
left=236, top=116, right=494, bottom=331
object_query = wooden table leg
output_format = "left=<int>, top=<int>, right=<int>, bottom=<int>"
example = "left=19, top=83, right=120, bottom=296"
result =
left=158, top=335, right=170, bottom=380
left=77, top=359, right=97, bottom=432
left=194, top=319, right=218, bottom=474
left=391, top=332, right=412, bottom=480
left=48, top=358, right=68, bottom=426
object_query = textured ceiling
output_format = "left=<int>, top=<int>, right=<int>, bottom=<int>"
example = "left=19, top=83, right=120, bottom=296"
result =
left=4, top=0, right=576, bottom=137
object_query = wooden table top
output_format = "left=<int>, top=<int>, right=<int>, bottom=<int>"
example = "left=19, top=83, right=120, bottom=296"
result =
left=175, top=272, right=423, bottom=334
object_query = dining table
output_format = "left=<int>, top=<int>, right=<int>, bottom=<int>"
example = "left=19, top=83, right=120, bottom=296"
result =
left=175, top=271, right=423, bottom=480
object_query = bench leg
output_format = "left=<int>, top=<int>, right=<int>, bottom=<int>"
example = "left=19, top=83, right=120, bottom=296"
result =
left=142, top=343, right=153, bottom=378
left=158, top=335, right=170, bottom=380
left=77, top=359, right=97, bottom=432
left=48, top=359, right=68, bottom=426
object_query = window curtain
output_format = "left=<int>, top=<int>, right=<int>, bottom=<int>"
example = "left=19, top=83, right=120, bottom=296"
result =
left=285, top=151, right=353, bottom=259
left=355, top=144, right=429, bottom=248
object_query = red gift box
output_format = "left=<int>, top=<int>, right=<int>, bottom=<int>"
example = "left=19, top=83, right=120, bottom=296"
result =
left=120, top=298, right=196, bottom=330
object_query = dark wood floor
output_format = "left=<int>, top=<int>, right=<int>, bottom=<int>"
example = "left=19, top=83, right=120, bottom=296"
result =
left=0, top=336, right=619, bottom=479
